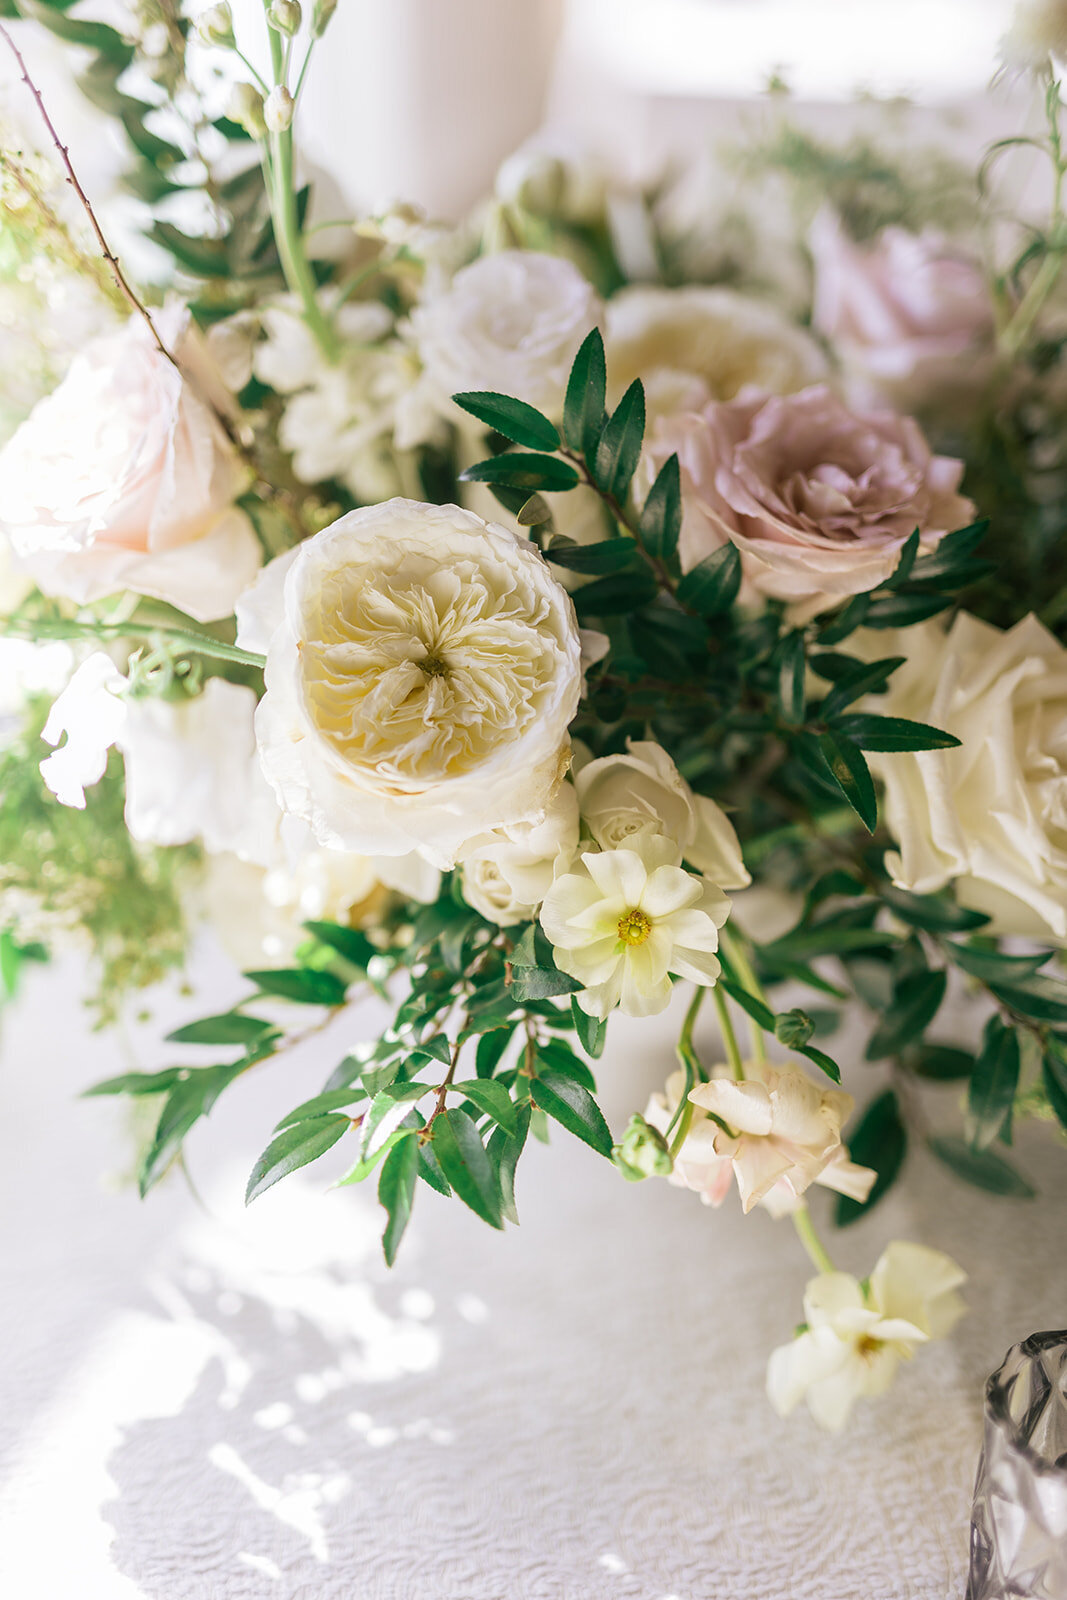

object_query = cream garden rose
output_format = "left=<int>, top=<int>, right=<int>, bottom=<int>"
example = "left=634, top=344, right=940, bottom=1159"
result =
left=605, top=285, right=826, bottom=417
left=539, top=835, right=731, bottom=1018
left=0, top=310, right=260, bottom=623
left=865, top=611, right=1067, bottom=941
left=767, top=1243, right=967, bottom=1431
left=645, top=384, right=973, bottom=615
left=575, top=739, right=750, bottom=888
left=238, top=498, right=583, bottom=868
left=407, top=250, right=603, bottom=420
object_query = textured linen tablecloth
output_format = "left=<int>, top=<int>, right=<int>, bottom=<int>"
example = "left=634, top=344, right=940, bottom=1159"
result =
left=1, top=943, right=1065, bottom=1600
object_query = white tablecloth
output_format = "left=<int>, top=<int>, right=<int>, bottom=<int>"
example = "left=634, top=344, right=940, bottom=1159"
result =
left=1, top=944, right=1064, bottom=1600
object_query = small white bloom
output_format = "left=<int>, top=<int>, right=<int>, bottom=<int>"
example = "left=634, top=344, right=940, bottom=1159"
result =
left=459, top=783, right=579, bottom=925
left=539, top=837, right=730, bottom=1018
left=1001, top=0, right=1067, bottom=66
left=227, top=82, right=267, bottom=139
left=864, top=611, right=1067, bottom=941
left=575, top=739, right=750, bottom=887
left=196, top=2, right=234, bottom=46
left=0, top=310, right=260, bottom=623
left=39, top=654, right=127, bottom=808
left=407, top=250, right=602, bottom=422
left=687, top=1060, right=874, bottom=1214
left=239, top=498, right=583, bottom=868
left=264, top=86, right=294, bottom=134
left=767, top=1242, right=967, bottom=1431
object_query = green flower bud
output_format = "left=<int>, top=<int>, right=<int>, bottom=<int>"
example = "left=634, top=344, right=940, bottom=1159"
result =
left=264, top=85, right=294, bottom=134
left=267, top=0, right=302, bottom=35
left=196, top=1, right=235, bottom=47
left=227, top=81, right=267, bottom=139
left=612, top=1114, right=673, bottom=1182
left=774, top=1008, right=815, bottom=1049
left=311, top=0, right=338, bottom=38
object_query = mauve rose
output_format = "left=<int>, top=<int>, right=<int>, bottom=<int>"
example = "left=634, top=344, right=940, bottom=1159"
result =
left=645, top=383, right=974, bottom=615
left=809, top=209, right=993, bottom=408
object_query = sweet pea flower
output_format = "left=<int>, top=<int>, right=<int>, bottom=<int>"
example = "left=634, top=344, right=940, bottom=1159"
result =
left=687, top=1060, right=875, bottom=1214
left=767, top=1242, right=967, bottom=1431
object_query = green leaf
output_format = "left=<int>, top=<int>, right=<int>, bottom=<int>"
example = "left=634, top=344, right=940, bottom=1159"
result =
left=927, top=1135, right=1036, bottom=1198
left=835, top=1090, right=908, bottom=1226
left=563, top=327, right=607, bottom=461
left=911, top=1043, right=976, bottom=1081
left=572, top=568, right=659, bottom=617
left=834, top=713, right=960, bottom=753
left=766, top=925, right=895, bottom=961
left=167, top=1012, right=276, bottom=1046
left=431, top=1109, right=504, bottom=1228
left=797, top=1043, right=842, bottom=1083
left=865, top=969, right=946, bottom=1059
left=378, top=1136, right=418, bottom=1265
left=488, top=1103, right=530, bottom=1225
left=460, top=453, right=579, bottom=492
left=532, top=1070, right=612, bottom=1155
left=83, top=1068, right=187, bottom=1098
left=943, top=943, right=1051, bottom=983
left=545, top=536, right=638, bottom=574
left=571, top=996, right=607, bottom=1058
left=304, top=921, right=375, bottom=969
left=510, top=964, right=582, bottom=1000
left=412, top=1032, right=453, bottom=1066
left=913, top=518, right=989, bottom=572
left=147, top=221, right=231, bottom=278
left=244, top=967, right=348, bottom=1006
left=451, top=391, right=560, bottom=451
left=966, top=1017, right=1020, bottom=1150
left=475, top=1025, right=516, bottom=1078
left=594, top=378, right=645, bottom=500
left=816, top=731, right=877, bottom=833
left=1041, top=1042, right=1067, bottom=1131
left=535, top=1038, right=596, bottom=1090
left=820, top=657, right=906, bottom=719
left=246, top=1115, right=351, bottom=1203
left=675, top=544, right=741, bottom=616
left=817, top=592, right=870, bottom=644
left=862, top=592, right=953, bottom=629
left=274, top=1088, right=365, bottom=1129
left=777, top=632, right=806, bottom=726
left=140, top=1064, right=244, bottom=1195
left=718, top=979, right=774, bottom=1032
left=454, top=1078, right=518, bottom=1136
left=880, top=529, right=920, bottom=590
left=337, top=1125, right=416, bottom=1185
left=881, top=887, right=990, bottom=933
left=638, top=452, right=682, bottom=566
left=989, top=976, right=1067, bottom=1025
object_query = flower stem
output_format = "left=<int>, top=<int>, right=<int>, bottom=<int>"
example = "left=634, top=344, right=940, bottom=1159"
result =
left=720, top=926, right=768, bottom=1064
left=668, top=984, right=708, bottom=1149
left=792, top=1205, right=835, bottom=1275
left=712, top=984, right=745, bottom=1081
left=1, top=616, right=266, bottom=669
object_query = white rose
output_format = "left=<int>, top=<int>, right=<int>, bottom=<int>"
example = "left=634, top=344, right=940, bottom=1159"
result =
left=605, top=285, right=826, bottom=418
left=407, top=250, right=603, bottom=420
left=575, top=738, right=750, bottom=888
left=0, top=310, right=260, bottom=623
left=865, top=612, right=1067, bottom=941
left=459, top=783, right=579, bottom=925
left=238, top=498, right=583, bottom=869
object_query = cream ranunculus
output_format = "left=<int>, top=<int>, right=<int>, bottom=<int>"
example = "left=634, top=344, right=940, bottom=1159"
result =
left=809, top=209, right=993, bottom=410
left=605, top=285, right=826, bottom=418
left=0, top=310, right=260, bottom=623
left=687, top=1061, right=874, bottom=1214
left=407, top=250, right=603, bottom=419
left=865, top=611, right=1067, bottom=941
left=644, top=384, right=973, bottom=616
left=767, top=1242, right=967, bottom=1432
left=575, top=738, right=750, bottom=888
left=459, top=783, right=579, bottom=925
left=238, top=498, right=583, bottom=869
left=539, top=836, right=731, bottom=1018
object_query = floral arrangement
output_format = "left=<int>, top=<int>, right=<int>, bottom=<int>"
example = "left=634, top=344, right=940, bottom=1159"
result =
left=2, top=0, right=1067, bottom=1433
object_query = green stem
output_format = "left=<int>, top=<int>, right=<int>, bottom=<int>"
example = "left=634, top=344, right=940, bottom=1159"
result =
left=792, top=1205, right=835, bottom=1275
left=712, top=985, right=745, bottom=1081
left=2, top=617, right=266, bottom=669
left=668, top=985, right=707, bottom=1150
left=720, top=926, right=768, bottom=1064
left=265, top=25, right=337, bottom=363
left=1000, top=79, right=1065, bottom=358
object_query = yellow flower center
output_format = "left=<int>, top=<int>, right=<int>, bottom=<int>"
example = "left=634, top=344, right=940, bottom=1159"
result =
left=617, top=908, right=652, bottom=947
left=418, top=652, right=450, bottom=679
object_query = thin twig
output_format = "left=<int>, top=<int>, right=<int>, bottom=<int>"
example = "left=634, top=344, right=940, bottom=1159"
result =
left=0, top=20, right=180, bottom=371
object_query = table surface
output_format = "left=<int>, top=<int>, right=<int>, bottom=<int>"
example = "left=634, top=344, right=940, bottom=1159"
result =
left=1, top=942, right=1064, bottom=1600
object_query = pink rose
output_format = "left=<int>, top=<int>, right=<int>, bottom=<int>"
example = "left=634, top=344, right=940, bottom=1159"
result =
left=646, top=383, right=974, bottom=614
left=0, top=309, right=260, bottom=623
left=809, top=209, right=993, bottom=407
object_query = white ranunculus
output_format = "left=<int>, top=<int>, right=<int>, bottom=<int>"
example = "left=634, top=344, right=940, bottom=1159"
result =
left=767, top=1242, right=967, bottom=1432
left=459, top=782, right=579, bottom=925
left=238, top=498, right=583, bottom=869
left=687, top=1060, right=874, bottom=1214
left=605, top=285, right=826, bottom=417
left=0, top=310, right=261, bottom=623
left=575, top=739, right=750, bottom=888
left=865, top=612, right=1067, bottom=941
left=539, top=836, right=731, bottom=1018
left=407, top=250, right=603, bottom=420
